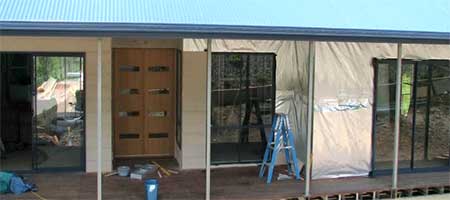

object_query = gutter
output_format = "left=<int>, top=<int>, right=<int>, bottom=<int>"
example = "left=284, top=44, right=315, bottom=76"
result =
left=1, top=21, right=449, bottom=44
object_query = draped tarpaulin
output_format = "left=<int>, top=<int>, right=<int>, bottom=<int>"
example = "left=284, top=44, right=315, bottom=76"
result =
left=312, top=42, right=450, bottom=179
left=184, top=39, right=450, bottom=179
left=184, top=39, right=310, bottom=167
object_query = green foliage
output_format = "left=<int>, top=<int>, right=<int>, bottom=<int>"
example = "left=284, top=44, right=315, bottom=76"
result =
left=35, top=57, right=64, bottom=86
left=35, top=56, right=83, bottom=86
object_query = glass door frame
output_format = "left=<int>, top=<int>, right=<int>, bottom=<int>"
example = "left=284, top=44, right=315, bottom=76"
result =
left=31, top=52, right=86, bottom=172
left=371, top=58, right=450, bottom=176
left=210, top=52, right=277, bottom=164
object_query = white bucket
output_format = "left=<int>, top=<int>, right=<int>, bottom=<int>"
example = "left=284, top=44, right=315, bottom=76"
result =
left=117, top=166, right=130, bottom=176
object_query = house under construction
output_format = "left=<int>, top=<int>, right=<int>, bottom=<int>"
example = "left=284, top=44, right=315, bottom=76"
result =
left=0, top=0, right=449, bottom=199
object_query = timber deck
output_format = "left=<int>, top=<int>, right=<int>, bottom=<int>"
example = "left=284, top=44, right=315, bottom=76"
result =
left=1, top=166, right=449, bottom=200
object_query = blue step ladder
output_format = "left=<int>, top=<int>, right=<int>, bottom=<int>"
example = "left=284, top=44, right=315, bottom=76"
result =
left=259, top=113, right=301, bottom=184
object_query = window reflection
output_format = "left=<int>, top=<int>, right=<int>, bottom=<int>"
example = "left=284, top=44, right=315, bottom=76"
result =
left=211, top=53, right=275, bottom=164
left=374, top=59, right=450, bottom=172
left=35, top=56, right=84, bottom=169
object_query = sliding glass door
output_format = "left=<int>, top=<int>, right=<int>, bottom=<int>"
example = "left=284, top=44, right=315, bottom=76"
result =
left=373, top=59, right=450, bottom=174
left=0, top=53, right=85, bottom=171
left=413, top=61, right=450, bottom=169
left=211, top=53, right=275, bottom=164
left=33, top=55, right=85, bottom=170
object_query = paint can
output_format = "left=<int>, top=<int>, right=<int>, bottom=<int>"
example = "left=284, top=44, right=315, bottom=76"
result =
left=145, top=179, right=158, bottom=200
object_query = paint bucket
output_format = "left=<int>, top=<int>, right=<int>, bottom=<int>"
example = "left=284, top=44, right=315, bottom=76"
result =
left=117, top=166, right=130, bottom=177
left=145, top=179, right=158, bottom=200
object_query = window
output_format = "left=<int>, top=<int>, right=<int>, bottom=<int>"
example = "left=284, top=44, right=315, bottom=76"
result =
left=211, top=53, right=276, bottom=164
left=0, top=53, right=85, bottom=171
left=373, top=59, right=450, bottom=173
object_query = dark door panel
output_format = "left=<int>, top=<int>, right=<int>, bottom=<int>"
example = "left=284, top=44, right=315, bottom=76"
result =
left=211, top=53, right=276, bottom=164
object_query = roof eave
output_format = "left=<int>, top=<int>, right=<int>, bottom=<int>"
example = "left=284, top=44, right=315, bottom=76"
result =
left=1, top=21, right=449, bottom=44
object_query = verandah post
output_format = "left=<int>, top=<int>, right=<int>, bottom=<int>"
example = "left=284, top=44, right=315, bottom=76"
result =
left=392, top=43, right=403, bottom=191
left=205, top=39, right=212, bottom=200
left=96, top=38, right=103, bottom=200
left=305, top=41, right=316, bottom=197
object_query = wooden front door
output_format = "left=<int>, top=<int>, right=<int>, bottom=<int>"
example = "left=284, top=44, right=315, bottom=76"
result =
left=113, top=48, right=176, bottom=157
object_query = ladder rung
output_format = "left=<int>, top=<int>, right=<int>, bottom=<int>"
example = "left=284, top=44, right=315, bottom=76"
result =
left=268, top=146, right=293, bottom=150
left=264, top=162, right=293, bottom=166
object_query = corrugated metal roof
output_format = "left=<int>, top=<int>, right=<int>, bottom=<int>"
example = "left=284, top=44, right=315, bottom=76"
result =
left=0, top=0, right=449, bottom=42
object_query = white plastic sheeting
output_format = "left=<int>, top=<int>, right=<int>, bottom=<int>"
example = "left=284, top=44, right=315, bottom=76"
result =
left=184, top=39, right=450, bottom=179
left=313, top=42, right=450, bottom=179
left=184, top=39, right=310, bottom=167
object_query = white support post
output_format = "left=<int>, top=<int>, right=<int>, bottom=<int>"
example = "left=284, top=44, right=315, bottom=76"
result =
left=96, top=38, right=103, bottom=200
left=205, top=39, right=212, bottom=200
left=305, top=41, right=316, bottom=197
left=392, top=43, right=402, bottom=190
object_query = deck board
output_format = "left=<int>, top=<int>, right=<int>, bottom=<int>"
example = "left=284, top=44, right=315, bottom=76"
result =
left=1, top=166, right=448, bottom=200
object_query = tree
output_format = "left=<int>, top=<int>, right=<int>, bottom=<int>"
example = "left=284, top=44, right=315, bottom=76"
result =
left=35, top=57, right=63, bottom=86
